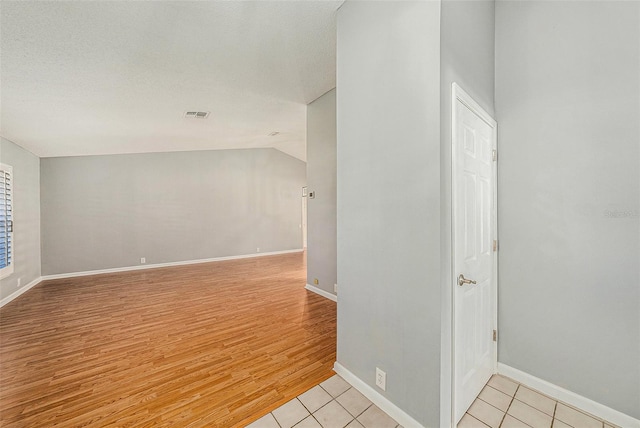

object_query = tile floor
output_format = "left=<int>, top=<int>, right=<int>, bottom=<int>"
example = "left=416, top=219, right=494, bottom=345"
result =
left=246, top=374, right=403, bottom=428
left=459, top=374, right=619, bottom=428
left=248, top=373, right=619, bottom=428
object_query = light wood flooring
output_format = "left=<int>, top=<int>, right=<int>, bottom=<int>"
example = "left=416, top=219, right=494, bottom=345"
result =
left=0, top=252, right=336, bottom=427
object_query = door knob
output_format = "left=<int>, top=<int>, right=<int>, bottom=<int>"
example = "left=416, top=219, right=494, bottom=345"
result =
left=458, top=274, right=477, bottom=286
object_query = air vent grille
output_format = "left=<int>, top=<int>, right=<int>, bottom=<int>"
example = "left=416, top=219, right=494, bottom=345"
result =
left=184, top=111, right=210, bottom=119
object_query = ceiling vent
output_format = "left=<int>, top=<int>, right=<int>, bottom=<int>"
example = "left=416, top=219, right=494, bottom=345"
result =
left=184, top=111, right=210, bottom=119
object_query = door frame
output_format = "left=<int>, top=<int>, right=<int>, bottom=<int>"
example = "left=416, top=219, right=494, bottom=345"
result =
left=450, top=82, right=498, bottom=425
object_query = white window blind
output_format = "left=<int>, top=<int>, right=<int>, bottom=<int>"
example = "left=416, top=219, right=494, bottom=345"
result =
left=0, top=163, right=13, bottom=278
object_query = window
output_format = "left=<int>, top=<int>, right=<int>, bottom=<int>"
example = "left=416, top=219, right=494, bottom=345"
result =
left=0, top=163, right=13, bottom=278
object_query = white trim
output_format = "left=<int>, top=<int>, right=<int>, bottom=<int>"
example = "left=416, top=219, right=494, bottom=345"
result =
left=0, top=263, right=13, bottom=280
left=449, top=82, right=499, bottom=427
left=498, top=363, right=640, bottom=428
left=0, top=276, right=42, bottom=307
left=41, top=249, right=304, bottom=281
left=304, top=283, right=337, bottom=302
left=333, top=362, right=425, bottom=428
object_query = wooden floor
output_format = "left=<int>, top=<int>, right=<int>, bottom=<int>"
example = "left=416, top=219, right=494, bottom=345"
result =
left=0, top=252, right=336, bottom=427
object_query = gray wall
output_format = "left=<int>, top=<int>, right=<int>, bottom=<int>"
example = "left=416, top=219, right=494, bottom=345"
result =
left=439, top=0, right=495, bottom=423
left=336, top=2, right=442, bottom=426
left=306, top=89, right=337, bottom=295
left=41, top=148, right=306, bottom=275
left=496, top=1, right=639, bottom=418
left=0, top=138, right=41, bottom=301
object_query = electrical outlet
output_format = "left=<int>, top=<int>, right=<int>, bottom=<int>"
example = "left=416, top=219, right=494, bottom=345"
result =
left=257, top=247, right=260, bottom=253
left=376, top=368, right=386, bottom=391
left=314, top=278, right=319, bottom=285
left=334, top=284, right=337, bottom=293
left=140, top=257, right=146, bottom=264
left=17, top=278, right=21, bottom=288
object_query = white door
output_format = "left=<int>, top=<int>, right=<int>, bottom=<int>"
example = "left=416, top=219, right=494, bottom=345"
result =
left=452, top=83, right=497, bottom=425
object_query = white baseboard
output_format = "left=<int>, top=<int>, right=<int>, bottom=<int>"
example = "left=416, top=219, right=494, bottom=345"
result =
left=41, top=249, right=304, bottom=281
left=498, top=363, right=639, bottom=428
left=0, top=276, right=42, bottom=307
left=305, top=283, right=337, bottom=302
left=333, top=362, right=425, bottom=428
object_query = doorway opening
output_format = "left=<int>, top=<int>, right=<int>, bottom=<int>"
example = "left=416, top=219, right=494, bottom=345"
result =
left=302, top=187, right=308, bottom=249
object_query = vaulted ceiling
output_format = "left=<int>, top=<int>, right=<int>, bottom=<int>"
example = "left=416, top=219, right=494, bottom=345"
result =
left=0, top=1, right=342, bottom=161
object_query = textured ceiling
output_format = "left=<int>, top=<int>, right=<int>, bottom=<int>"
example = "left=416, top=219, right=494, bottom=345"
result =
left=0, top=1, right=342, bottom=161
